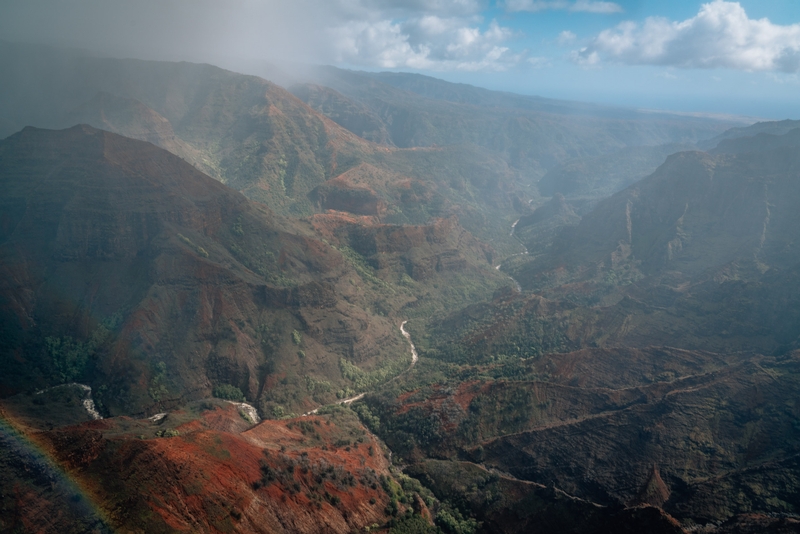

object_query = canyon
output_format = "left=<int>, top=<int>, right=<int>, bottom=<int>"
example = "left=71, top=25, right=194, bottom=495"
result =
left=1, top=42, right=799, bottom=533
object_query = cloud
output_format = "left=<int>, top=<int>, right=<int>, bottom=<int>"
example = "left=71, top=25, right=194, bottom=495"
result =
left=573, top=0, right=800, bottom=72
left=329, top=17, right=524, bottom=71
left=319, top=0, right=525, bottom=71
left=0, top=0, right=523, bottom=72
left=557, top=30, right=577, bottom=45
left=528, top=56, right=551, bottom=67
left=505, top=0, right=622, bottom=14
left=570, top=48, right=600, bottom=67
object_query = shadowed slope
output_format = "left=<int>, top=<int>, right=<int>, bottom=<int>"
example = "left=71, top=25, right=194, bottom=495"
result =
left=0, top=125, right=409, bottom=415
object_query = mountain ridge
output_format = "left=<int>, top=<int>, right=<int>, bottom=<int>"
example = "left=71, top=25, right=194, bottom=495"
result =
left=0, top=125, right=411, bottom=415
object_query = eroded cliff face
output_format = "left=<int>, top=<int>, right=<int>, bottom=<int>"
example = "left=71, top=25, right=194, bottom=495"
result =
left=62, top=91, right=220, bottom=179
left=461, top=133, right=800, bottom=371
left=514, top=140, right=800, bottom=293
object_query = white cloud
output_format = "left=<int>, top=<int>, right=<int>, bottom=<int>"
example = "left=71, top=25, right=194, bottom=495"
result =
left=528, top=56, right=551, bottom=67
left=572, top=0, right=623, bottom=13
left=505, top=0, right=622, bottom=14
left=329, top=16, right=524, bottom=71
left=557, top=30, right=577, bottom=45
left=573, top=0, right=800, bottom=72
left=570, top=47, right=600, bottom=67
left=0, top=0, right=524, bottom=72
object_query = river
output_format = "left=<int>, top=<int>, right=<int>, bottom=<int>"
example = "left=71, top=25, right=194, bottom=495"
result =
left=302, top=320, right=419, bottom=416
left=35, top=383, right=102, bottom=421
left=494, top=217, right=527, bottom=292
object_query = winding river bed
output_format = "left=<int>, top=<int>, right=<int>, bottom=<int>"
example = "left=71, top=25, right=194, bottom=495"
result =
left=302, top=320, right=419, bottom=416
left=494, top=217, right=528, bottom=292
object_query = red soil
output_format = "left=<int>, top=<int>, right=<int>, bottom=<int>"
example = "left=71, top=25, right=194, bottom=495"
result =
left=36, top=404, right=394, bottom=533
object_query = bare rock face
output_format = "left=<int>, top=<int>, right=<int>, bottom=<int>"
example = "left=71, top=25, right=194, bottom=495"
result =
left=516, top=131, right=800, bottom=293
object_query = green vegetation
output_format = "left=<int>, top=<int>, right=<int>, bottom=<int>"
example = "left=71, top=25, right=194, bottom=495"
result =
left=6, top=47, right=800, bottom=533
left=231, top=216, right=244, bottom=236
left=212, top=384, right=245, bottom=402
left=228, top=240, right=294, bottom=287
left=43, top=320, right=116, bottom=385
left=397, top=272, right=508, bottom=327
left=339, top=355, right=410, bottom=393
left=348, top=354, right=555, bottom=460
left=435, top=508, right=478, bottom=534
left=270, top=404, right=288, bottom=419
left=423, top=296, right=574, bottom=365
left=335, top=245, right=393, bottom=291
left=177, top=233, right=209, bottom=258
left=352, top=403, right=381, bottom=431
left=257, top=322, right=282, bottom=353
left=45, top=337, right=93, bottom=384
left=304, top=375, right=333, bottom=402
left=388, top=515, right=438, bottom=534
left=148, top=361, right=169, bottom=401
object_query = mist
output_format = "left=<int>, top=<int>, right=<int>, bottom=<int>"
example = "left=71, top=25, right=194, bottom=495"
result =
left=0, top=0, right=332, bottom=66
left=2, top=0, right=799, bottom=118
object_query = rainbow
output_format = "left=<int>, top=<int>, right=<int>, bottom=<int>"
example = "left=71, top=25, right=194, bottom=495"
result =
left=0, top=413, right=115, bottom=532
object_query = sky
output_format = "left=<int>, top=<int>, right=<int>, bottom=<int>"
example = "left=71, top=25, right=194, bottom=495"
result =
left=1, top=0, right=799, bottom=119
